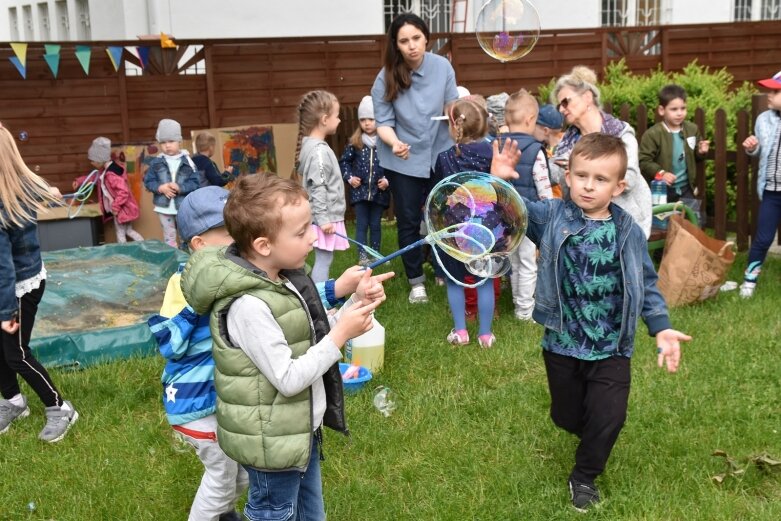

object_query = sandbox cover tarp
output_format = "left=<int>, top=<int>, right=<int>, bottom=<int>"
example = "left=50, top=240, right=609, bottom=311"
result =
left=30, top=240, right=188, bottom=369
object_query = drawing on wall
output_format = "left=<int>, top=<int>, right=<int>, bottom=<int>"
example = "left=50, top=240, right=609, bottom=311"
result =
left=219, top=126, right=277, bottom=175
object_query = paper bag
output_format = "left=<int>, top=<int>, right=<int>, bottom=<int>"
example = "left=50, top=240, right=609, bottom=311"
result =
left=657, top=214, right=735, bottom=307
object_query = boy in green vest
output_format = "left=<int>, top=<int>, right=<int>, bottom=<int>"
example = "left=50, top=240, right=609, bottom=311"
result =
left=182, top=174, right=392, bottom=521
left=639, top=84, right=709, bottom=203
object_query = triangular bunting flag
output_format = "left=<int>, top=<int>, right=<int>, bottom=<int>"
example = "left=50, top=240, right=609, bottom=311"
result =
left=10, top=42, right=28, bottom=67
left=8, top=56, right=26, bottom=79
left=160, top=33, right=176, bottom=48
left=137, top=46, right=150, bottom=69
left=125, top=46, right=140, bottom=62
left=75, top=45, right=91, bottom=75
left=106, top=46, right=124, bottom=71
left=43, top=54, right=60, bottom=78
left=44, top=44, right=61, bottom=56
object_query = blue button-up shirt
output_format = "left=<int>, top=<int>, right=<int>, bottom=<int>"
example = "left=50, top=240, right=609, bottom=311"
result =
left=371, top=52, right=459, bottom=178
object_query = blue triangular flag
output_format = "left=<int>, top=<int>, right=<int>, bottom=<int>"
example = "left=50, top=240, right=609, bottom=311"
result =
left=75, top=45, right=91, bottom=75
left=9, top=56, right=25, bottom=79
left=106, top=46, right=123, bottom=71
left=137, top=46, right=150, bottom=69
left=43, top=53, right=60, bottom=78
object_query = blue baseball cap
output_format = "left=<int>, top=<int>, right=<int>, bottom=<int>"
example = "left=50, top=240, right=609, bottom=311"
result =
left=176, top=186, right=229, bottom=243
left=537, top=104, right=564, bottom=129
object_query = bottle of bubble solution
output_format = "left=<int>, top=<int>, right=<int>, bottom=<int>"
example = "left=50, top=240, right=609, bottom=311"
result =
left=373, top=386, right=396, bottom=417
left=652, top=172, right=668, bottom=206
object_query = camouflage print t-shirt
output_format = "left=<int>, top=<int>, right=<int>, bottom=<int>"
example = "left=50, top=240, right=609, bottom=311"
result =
left=542, top=216, right=624, bottom=360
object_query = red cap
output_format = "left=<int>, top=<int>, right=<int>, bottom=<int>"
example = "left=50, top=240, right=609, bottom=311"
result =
left=758, top=70, right=781, bottom=90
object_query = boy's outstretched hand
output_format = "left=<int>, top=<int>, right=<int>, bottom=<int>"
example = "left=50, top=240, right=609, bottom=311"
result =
left=655, top=329, right=691, bottom=373
left=330, top=298, right=383, bottom=347
left=490, top=138, right=521, bottom=181
left=355, top=268, right=394, bottom=304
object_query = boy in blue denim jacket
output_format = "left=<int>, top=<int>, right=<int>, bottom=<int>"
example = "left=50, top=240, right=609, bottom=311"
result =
left=492, top=133, right=691, bottom=512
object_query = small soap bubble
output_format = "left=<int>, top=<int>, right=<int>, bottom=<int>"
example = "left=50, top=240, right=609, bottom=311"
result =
left=18, top=130, right=29, bottom=141
left=34, top=165, right=40, bottom=172
left=475, top=0, right=541, bottom=63
left=373, top=386, right=397, bottom=417
left=27, top=502, right=36, bottom=512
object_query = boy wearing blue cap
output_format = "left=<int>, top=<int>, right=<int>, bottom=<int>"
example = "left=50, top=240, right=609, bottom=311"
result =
left=534, top=104, right=565, bottom=199
left=148, top=186, right=247, bottom=521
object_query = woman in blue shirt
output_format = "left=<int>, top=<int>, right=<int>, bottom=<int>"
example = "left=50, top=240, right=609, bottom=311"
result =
left=371, top=13, right=459, bottom=304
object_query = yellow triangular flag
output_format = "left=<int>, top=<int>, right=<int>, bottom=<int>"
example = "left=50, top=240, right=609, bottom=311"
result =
left=10, top=42, right=28, bottom=67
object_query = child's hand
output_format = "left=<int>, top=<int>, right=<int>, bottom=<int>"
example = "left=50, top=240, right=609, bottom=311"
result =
left=655, top=328, right=691, bottom=373
left=348, top=176, right=361, bottom=188
left=354, top=268, right=394, bottom=304
left=72, top=181, right=79, bottom=190
left=226, top=166, right=234, bottom=174
left=329, top=298, right=383, bottom=347
left=320, top=223, right=335, bottom=234
left=662, top=172, right=676, bottom=185
left=698, top=139, right=710, bottom=155
left=1, top=318, right=19, bottom=334
left=392, top=141, right=410, bottom=160
left=378, top=177, right=389, bottom=190
left=170, top=182, right=180, bottom=193
left=158, top=183, right=176, bottom=198
left=49, top=187, right=63, bottom=200
left=334, top=266, right=365, bottom=298
left=490, top=138, right=521, bottom=180
left=742, top=135, right=759, bottom=153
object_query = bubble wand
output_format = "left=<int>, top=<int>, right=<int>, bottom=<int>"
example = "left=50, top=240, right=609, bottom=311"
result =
left=58, top=169, right=99, bottom=219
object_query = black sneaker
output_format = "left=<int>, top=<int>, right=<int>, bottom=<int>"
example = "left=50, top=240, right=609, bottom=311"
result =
left=568, top=478, right=600, bottom=512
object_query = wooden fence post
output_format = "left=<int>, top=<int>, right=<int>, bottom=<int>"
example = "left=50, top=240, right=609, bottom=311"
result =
left=736, top=110, right=750, bottom=250
left=749, top=94, right=764, bottom=240
left=713, top=109, right=727, bottom=239
left=204, top=44, right=217, bottom=129
left=694, top=107, right=707, bottom=221
left=635, top=103, right=648, bottom=139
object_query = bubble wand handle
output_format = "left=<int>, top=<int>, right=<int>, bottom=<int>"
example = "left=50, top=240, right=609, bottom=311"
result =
left=366, top=237, right=429, bottom=270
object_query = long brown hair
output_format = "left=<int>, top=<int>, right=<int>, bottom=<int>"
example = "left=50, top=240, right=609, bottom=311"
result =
left=449, top=99, right=489, bottom=155
left=0, top=123, right=59, bottom=227
left=382, top=13, right=430, bottom=102
left=291, top=90, right=338, bottom=180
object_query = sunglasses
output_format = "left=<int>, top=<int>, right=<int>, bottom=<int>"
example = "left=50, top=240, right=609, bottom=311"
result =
left=556, top=96, right=575, bottom=111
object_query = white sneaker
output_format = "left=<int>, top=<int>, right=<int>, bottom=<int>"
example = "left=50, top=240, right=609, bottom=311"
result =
left=408, top=284, right=429, bottom=304
left=514, top=310, right=534, bottom=322
left=38, top=400, right=78, bottom=443
left=739, top=281, right=756, bottom=299
left=0, top=396, right=29, bottom=434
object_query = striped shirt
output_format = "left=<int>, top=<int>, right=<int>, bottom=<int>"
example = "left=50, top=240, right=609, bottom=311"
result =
left=767, top=121, right=781, bottom=192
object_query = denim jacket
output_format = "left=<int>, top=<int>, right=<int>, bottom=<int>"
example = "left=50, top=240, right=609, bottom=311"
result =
left=0, top=203, right=43, bottom=320
left=143, top=156, right=201, bottom=210
left=746, top=110, right=781, bottom=200
left=525, top=198, right=671, bottom=357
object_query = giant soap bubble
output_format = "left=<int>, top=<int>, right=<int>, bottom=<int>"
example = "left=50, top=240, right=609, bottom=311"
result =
left=475, top=0, right=541, bottom=63
left=425, top=172, right=527, bottom=282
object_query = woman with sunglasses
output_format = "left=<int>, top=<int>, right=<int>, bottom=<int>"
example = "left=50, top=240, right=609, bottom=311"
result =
left=549, top=66, right=652, bottom=237
left=371, top=13, right=459, bottom=304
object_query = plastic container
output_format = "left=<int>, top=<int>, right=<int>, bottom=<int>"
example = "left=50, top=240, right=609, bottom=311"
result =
left=345, top=317, right=385, bottom=373
left=338, top=363, right=372, bottom=393
left=651, top=173, right=668, bottom=206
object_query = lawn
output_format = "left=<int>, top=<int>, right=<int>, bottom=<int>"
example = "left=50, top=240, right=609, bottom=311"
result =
left=2, top=222, right=781, bottom=520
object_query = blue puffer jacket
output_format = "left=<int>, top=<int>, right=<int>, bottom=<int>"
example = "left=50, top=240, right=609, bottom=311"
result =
left=746, top=109, right=781, bottom=200
left=143, top=156, right=201, bottom=210
left=339, top=144, right=390, bottom=208
left=525, top=198, right=671, bottom=357
left=504, top=131, right=547, bottom=201
left=0, top=204, right=43, bottom=321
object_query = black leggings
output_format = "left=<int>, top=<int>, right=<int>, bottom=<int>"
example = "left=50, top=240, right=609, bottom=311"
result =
left=0, top=280, right=63, bottom=408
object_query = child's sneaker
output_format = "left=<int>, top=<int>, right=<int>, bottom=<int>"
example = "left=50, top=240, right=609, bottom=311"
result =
left=408, top=284, right=429, bottom=304
left=478, top=334, right=496, bottom=349
left=0, top=396, right=29, bottom=434
left=446, top=329, right=469, bottom=346
left=568, top=478, right=600, bottom=513
left=38, top=400, right=78, bottom=443
left=219, top=511, right=243, bottom=521
left=739, top=281, right=756, bottom=299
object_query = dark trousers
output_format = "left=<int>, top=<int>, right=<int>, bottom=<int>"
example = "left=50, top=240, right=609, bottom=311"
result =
left=0, top=281, right=63, bottom=408
left=747, top=191, right=781, bottom=277
left=385, top=170, right=436, bottom=285
left=543, top=350, right=631, bottom=484
left=353, top=200, right=385, bottom=255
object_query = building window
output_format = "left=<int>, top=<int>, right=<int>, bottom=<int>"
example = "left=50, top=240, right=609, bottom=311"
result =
left=9, top=7, right=19, bottom=40
left=734, top=0, right=753, bottom=20
left=22, top=4, right=33, bottom=40
left=56, top=0, right=69, bottom=40
left=384, top=0, right=452, bottom=35
left=762, top=0, right=781, bottom=19
left=76, top=0, right=90, bottom=40
left=636, top=0, right=660, bottom=25
left=602, top=0, right=629, bottom=26
left=38, top=3, right=51, bottom=40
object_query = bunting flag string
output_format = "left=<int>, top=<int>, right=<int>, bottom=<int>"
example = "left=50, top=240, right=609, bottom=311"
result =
left=75, top=45, right=91, bottom=75
left=6, top=43, right=157, bottom=78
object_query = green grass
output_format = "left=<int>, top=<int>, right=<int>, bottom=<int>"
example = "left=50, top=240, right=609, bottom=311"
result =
left=2, top=222, right=781, bottom=520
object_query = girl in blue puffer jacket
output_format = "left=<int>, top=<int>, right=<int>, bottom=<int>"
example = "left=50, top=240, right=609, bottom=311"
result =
left=339, top=96, right=390, bottom=264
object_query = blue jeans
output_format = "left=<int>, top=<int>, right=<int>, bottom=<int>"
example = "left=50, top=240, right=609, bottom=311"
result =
left=353, top=201, right=384, bottom=258
left=243, top=437, right=325, bottom=521
left=746, top=190, right=781, bottom=282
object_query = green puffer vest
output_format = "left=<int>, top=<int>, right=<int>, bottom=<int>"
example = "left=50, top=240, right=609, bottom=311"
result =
left=181, top=245, right=347, bottom=472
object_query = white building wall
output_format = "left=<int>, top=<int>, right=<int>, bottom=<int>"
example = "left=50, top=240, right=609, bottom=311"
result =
left=668, top=0, right=732, bottom=25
